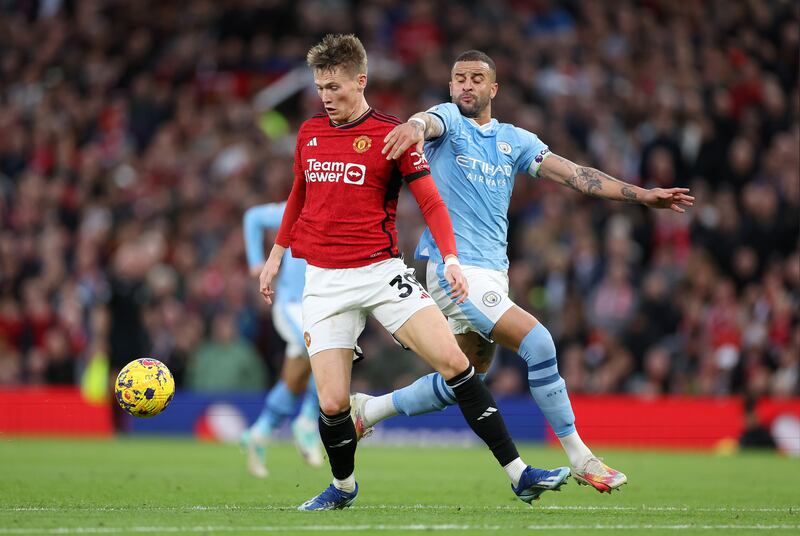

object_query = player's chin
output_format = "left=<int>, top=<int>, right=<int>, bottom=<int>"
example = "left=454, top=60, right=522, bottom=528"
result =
left=456, top=102, right=481, bottom=118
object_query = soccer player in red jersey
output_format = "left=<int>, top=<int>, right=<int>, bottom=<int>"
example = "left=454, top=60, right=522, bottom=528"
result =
left=259, top=34, right=570, bottom=510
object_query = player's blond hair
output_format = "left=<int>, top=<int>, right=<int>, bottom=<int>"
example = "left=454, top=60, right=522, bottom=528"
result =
left=306, top=34, right=368, bottom=77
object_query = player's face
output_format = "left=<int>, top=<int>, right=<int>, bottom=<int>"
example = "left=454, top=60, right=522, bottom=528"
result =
left=314, top=67, right=368, bottom=123
left=449, top=61, right=498, bottom=118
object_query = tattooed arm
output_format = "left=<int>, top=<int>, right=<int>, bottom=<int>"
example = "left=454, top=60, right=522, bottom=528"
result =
left=409, top=112, right=445, bottom=140
left=537, top=153, right=694, bottom=213
left=382, top=112, right=444, bottom=160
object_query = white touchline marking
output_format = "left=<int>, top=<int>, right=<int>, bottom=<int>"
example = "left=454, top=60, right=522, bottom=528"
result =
left=0, top=524, right=799, bottom=534
left=3, top=505, right=796, bottom=513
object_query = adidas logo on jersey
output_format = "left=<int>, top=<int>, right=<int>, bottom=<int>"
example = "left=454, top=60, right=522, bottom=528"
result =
left=306, top=137, right=318, bottom=147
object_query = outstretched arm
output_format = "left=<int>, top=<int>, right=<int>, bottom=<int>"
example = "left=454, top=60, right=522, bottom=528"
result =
left=382, top=112, right=445, bottom=160
left=537, top=153, right=694, bottom=213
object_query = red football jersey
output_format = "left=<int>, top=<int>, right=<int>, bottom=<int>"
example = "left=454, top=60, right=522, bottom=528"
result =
left=278, top=109, right=432, bottom=268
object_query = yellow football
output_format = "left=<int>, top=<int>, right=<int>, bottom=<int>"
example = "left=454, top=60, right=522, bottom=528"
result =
left=114, top=359, right=175, bottom=418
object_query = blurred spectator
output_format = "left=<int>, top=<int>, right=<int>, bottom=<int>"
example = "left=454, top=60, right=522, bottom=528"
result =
left=738, top=395, right=777, bottom=450
left=185, top=311, right=266, bottom=393
left=0, top=0, right=797, bottom=398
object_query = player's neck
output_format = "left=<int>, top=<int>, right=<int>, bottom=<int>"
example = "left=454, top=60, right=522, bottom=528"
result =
left=335, top=99, right=371, bottom=125
left=472, top=106, right=493, bottom=126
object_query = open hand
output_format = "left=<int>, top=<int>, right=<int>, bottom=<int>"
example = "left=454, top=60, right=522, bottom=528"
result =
left=259, top=259, right=281, bottom=304
left=641, top=188, right=695, bottom=213
left=445, top=264, right=469, bottom=304
left=382, top=121, right=425, bottom=160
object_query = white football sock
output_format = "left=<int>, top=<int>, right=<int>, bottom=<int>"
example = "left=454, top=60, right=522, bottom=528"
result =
left=558, top=430, right=593, bottom=468
left=333, top=473, right=356, bottom=493
left=363, top=394, right=398, bottom=427
left=503, top=457, right=527, bottom=487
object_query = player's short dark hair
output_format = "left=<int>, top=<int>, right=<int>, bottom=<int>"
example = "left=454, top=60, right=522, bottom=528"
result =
left=453, top=50, right=496, bottom=77
left=306, top=34, right=368, bottom=76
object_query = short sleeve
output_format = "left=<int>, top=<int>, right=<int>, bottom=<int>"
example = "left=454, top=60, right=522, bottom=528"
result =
left=426, top=102, right=460, bottom=138
left=396, top=144, right=432, bottom=183
left=515, top=127, right=551, bottom=178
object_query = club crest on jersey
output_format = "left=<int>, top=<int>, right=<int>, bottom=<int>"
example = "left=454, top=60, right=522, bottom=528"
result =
left=353, top=135, right=372, bottom=153
left=497, top=141, right=512, bottom=155
left=304, top=331, right=311, bottom=348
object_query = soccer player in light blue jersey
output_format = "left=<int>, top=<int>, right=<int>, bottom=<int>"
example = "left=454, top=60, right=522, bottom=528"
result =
left=351, top=50, right=694, bottom=493
left=241, top=202, right=322, bottom=477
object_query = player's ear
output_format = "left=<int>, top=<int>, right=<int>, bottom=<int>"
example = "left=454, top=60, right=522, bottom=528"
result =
left=490, top=82, right=499, bottom=99
left=357, top=73, right=367, bottom=91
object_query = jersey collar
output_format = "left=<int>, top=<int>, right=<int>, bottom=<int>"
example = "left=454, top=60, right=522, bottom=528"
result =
left=467, top=117, right=498, bottom=134
left=329, top=107, right=373, bottom=129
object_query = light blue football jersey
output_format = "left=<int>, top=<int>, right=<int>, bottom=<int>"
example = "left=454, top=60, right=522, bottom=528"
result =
left=243, top=203, right=306, bottom=304
left=414, top=102, right=550, bottom=270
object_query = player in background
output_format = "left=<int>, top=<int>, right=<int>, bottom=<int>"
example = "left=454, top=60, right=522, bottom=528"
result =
left=352, top=50, right=694, bottom=493
left=241, top=203, right=322, bottom=477
left=259, top=34, right=570, bottom=511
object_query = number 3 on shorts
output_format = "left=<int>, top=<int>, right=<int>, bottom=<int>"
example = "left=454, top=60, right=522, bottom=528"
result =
left=389, top=271, right=424, bottom=299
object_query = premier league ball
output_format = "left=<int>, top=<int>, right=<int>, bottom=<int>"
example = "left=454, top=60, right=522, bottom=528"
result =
left=115, top=358, right=175, bottom=418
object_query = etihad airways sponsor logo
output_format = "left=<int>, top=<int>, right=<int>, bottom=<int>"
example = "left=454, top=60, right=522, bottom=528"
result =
left=455, top=155, right=512, bottom=177
left=304, top=159, right=366, bottom=185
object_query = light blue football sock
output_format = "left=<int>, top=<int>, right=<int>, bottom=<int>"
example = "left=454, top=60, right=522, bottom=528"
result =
left=298, top=374, right=320, bottom=422
left=253, top=380, right=299, bottom=436
left=391, top=371, right=487, bottom=416
left=520, top=323, right=576, bottom=437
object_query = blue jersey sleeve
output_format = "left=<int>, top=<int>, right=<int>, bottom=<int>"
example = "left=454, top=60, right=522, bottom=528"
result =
left=426, top=102, right=461, bottom=139
left=243, top=203, right=286, bottom=268
left=515, top=127, right=551, bottom=178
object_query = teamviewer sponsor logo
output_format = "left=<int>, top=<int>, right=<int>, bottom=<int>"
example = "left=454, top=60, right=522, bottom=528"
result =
left=343, top=163, right=366, bottom=185
left=304, top=159, right=366, bottom=185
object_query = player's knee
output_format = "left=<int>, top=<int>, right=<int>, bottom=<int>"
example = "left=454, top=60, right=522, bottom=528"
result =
left=438, top=344, right=470, bottom=379
left=283, top=368, right=310, bottom=395
left=318, top=396, right=349, bottom=416
left=469, top=344, right=495, bottom=373
left=285, top=376, right=306, bottom=395
left=471, top=359, right=492, bottom=374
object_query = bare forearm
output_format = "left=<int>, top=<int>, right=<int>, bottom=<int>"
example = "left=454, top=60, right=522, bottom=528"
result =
left=540, top=154, right=644, bottom=203
left=409, top=112, right=444, bottom=140
left=567, top=166, right=643, bottom=202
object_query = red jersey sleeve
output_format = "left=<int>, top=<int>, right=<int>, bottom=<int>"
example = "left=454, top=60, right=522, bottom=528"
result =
left=396, top=145, right=456, bottom=260
left=408, top=175, right=457, bottom=261
left=396, top=144, right=431, bottom=184
left=275, top=131, right=307, bottom=248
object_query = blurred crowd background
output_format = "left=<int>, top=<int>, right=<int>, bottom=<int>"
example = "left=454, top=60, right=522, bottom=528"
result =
left=0, top=0, right=797, bottom=401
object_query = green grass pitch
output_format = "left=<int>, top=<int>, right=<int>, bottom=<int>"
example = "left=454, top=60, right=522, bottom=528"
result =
left=0, top=437, right=798, bottom=535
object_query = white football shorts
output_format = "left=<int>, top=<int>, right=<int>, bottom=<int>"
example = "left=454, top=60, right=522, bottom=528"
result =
left=426, top=260, right=514, bottom=340
left=302, top=257, right=435, bottom=357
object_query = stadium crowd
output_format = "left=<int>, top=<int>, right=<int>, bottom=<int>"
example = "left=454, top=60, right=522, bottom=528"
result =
left=0, top=0, right=797, bottom=400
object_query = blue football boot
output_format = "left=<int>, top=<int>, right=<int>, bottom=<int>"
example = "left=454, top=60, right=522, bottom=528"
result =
left=513, top=466, right=570, bottom=504
left=298, top=483, right=359, bottom=511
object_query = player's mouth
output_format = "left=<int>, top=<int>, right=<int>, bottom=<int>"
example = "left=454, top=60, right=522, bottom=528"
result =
left=459, top=95, right=474, bottom=104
